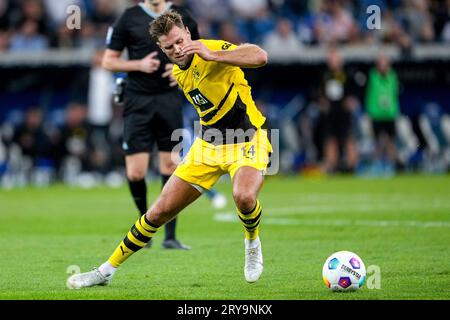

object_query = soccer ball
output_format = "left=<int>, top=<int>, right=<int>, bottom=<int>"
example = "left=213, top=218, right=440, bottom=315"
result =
left=322, top=251, right=366, bottom=292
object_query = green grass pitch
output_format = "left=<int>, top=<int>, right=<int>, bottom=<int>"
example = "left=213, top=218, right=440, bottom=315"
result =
left=0, top=175, right=449, bottom=300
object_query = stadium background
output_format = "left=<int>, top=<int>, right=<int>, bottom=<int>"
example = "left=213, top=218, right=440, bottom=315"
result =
left=1, top=0, right=449, bottom=185
left=0, top=0, right=449, bottom=301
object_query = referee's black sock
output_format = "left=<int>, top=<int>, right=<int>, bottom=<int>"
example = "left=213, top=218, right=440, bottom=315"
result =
left=161, top=174, right=176, bottom=240
left=127, top=178, right=148, bottom=216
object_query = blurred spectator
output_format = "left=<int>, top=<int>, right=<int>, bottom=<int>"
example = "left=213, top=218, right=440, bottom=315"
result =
left=419, top=102, right=450, bottom=172
left=319, top=48, right=358, bottom=173
left=99, top=0, right=125, bottom=17
left=295, top=13, right=316, bottom=45
left=0, top=0, right=14, bottom=30
left=0, top=129, right=6, bottom=175
left=195, top=18, right=213, bottom=38
left=229, top=0, right=268, bottom=20
left=314, top=0, right=359, bottom=44
left=248, top=4, right=276, bottom=43
left=76, top=20, right=103, bottom=50
left=262, top=17, right=303, bottom=61
left=186, top=0, right=230, bottom=24
left=89, top=0, right=117, bottom=36
left=43, top=0, right=83, bottom=27
left=217, top=21, right=244, bottom=45
left=433, top=0, right=450, bottom=42
left=11, top=106, right=58, bottom=186
left=0, top=29, right=10, bottom=51
left=43, top=0, right=117, bottom=50
left=50, top=22, right=77, bottom=48
left=87, top=50, right=113, bottom=128
left=115, top=0, right=140, bottom=12
left=87, top=50, right=114, bottom=175
left=442, top=23, right=450, bottom=43
left=399, top=0, right=435, bottom=43
left=16, top=0, right=51, bottom=36
left=58, top=103, right=91, bottom=176
left=12, top=106, right=54, bottom=163
left=57, top=100, right=114, bottom=178
left=270, top=0, right=309, bottom=19
left=10, top=19, right=49, bottom=51
left=375, top=9, right=411, bottom=49
left=365, top=53, right=400, bottom=175
left=230, top=0, right=273, bottom=42
left=0, top=0, right=448, bottom=52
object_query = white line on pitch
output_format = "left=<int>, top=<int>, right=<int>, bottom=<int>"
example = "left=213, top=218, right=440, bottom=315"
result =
left=253, top=203, right=450, bottom=214
left=214, top=213, right=450, bottom=228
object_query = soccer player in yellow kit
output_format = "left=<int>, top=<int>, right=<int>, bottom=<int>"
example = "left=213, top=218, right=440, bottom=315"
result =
left=67, top=11, right=272, bottom=289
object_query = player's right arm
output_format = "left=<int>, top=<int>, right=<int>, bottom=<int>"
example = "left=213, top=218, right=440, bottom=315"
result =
left=182, top=41, right=268, bottom=69
left=102, top=49, right=160, bottom=74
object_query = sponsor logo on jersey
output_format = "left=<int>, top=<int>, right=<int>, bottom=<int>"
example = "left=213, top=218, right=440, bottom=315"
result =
left=188, top=88, right=214, bottom=112
left=192, top=65, right=200, bottom=80
left=221, top=42, right=232, bottom=50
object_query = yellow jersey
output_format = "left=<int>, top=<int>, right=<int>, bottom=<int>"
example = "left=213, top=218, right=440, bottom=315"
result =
left=173, top=39, right=266, bottom=144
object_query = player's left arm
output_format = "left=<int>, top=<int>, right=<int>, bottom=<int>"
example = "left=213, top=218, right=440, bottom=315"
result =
left=182, top=41, right=268, bottom=68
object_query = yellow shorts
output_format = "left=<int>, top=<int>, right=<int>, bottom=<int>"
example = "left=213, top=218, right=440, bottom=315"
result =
left=174, top=129, right=272, bottom=191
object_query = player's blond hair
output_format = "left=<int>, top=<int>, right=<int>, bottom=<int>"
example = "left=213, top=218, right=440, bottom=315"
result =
left=149, top=10, right=185, bottom=42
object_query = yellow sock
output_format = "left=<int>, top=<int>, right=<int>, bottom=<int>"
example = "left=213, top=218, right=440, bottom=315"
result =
left=108, top=215, right=159, bottom=267
left=237, top=199, right=262, bottom=240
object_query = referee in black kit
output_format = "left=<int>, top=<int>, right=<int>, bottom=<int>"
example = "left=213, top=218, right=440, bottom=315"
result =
left=102, top=0, right=199, bottom=250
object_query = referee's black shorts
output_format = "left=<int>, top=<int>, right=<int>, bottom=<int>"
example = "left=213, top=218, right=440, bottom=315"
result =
left=322, top=106, right=353, bottom=142
left=372, top=120, right=396, bottom=139
left=122, top=89, right=184, bottom=155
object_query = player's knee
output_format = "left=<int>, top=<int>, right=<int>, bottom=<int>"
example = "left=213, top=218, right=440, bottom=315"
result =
left=233, top=191, right=256, bottom=213
left=160, top=162, right=177, bottom=175
left=145, top=202, right=172, bottom=226
left=145, top=209, right=165, bottom=227
left=126, top=168, right=146, bottom=181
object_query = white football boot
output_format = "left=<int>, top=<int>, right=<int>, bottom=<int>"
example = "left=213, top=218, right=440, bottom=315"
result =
left=67, top=268, right=112, bottom=289
left=244, top=237, right=263, bottom=283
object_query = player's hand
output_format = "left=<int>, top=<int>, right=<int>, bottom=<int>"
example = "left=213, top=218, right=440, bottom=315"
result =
left=162, top=63, right=177, bottom=87
left=181, top=41, right=217, bottom=62
left=139, top=51, right=161, bottom=73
